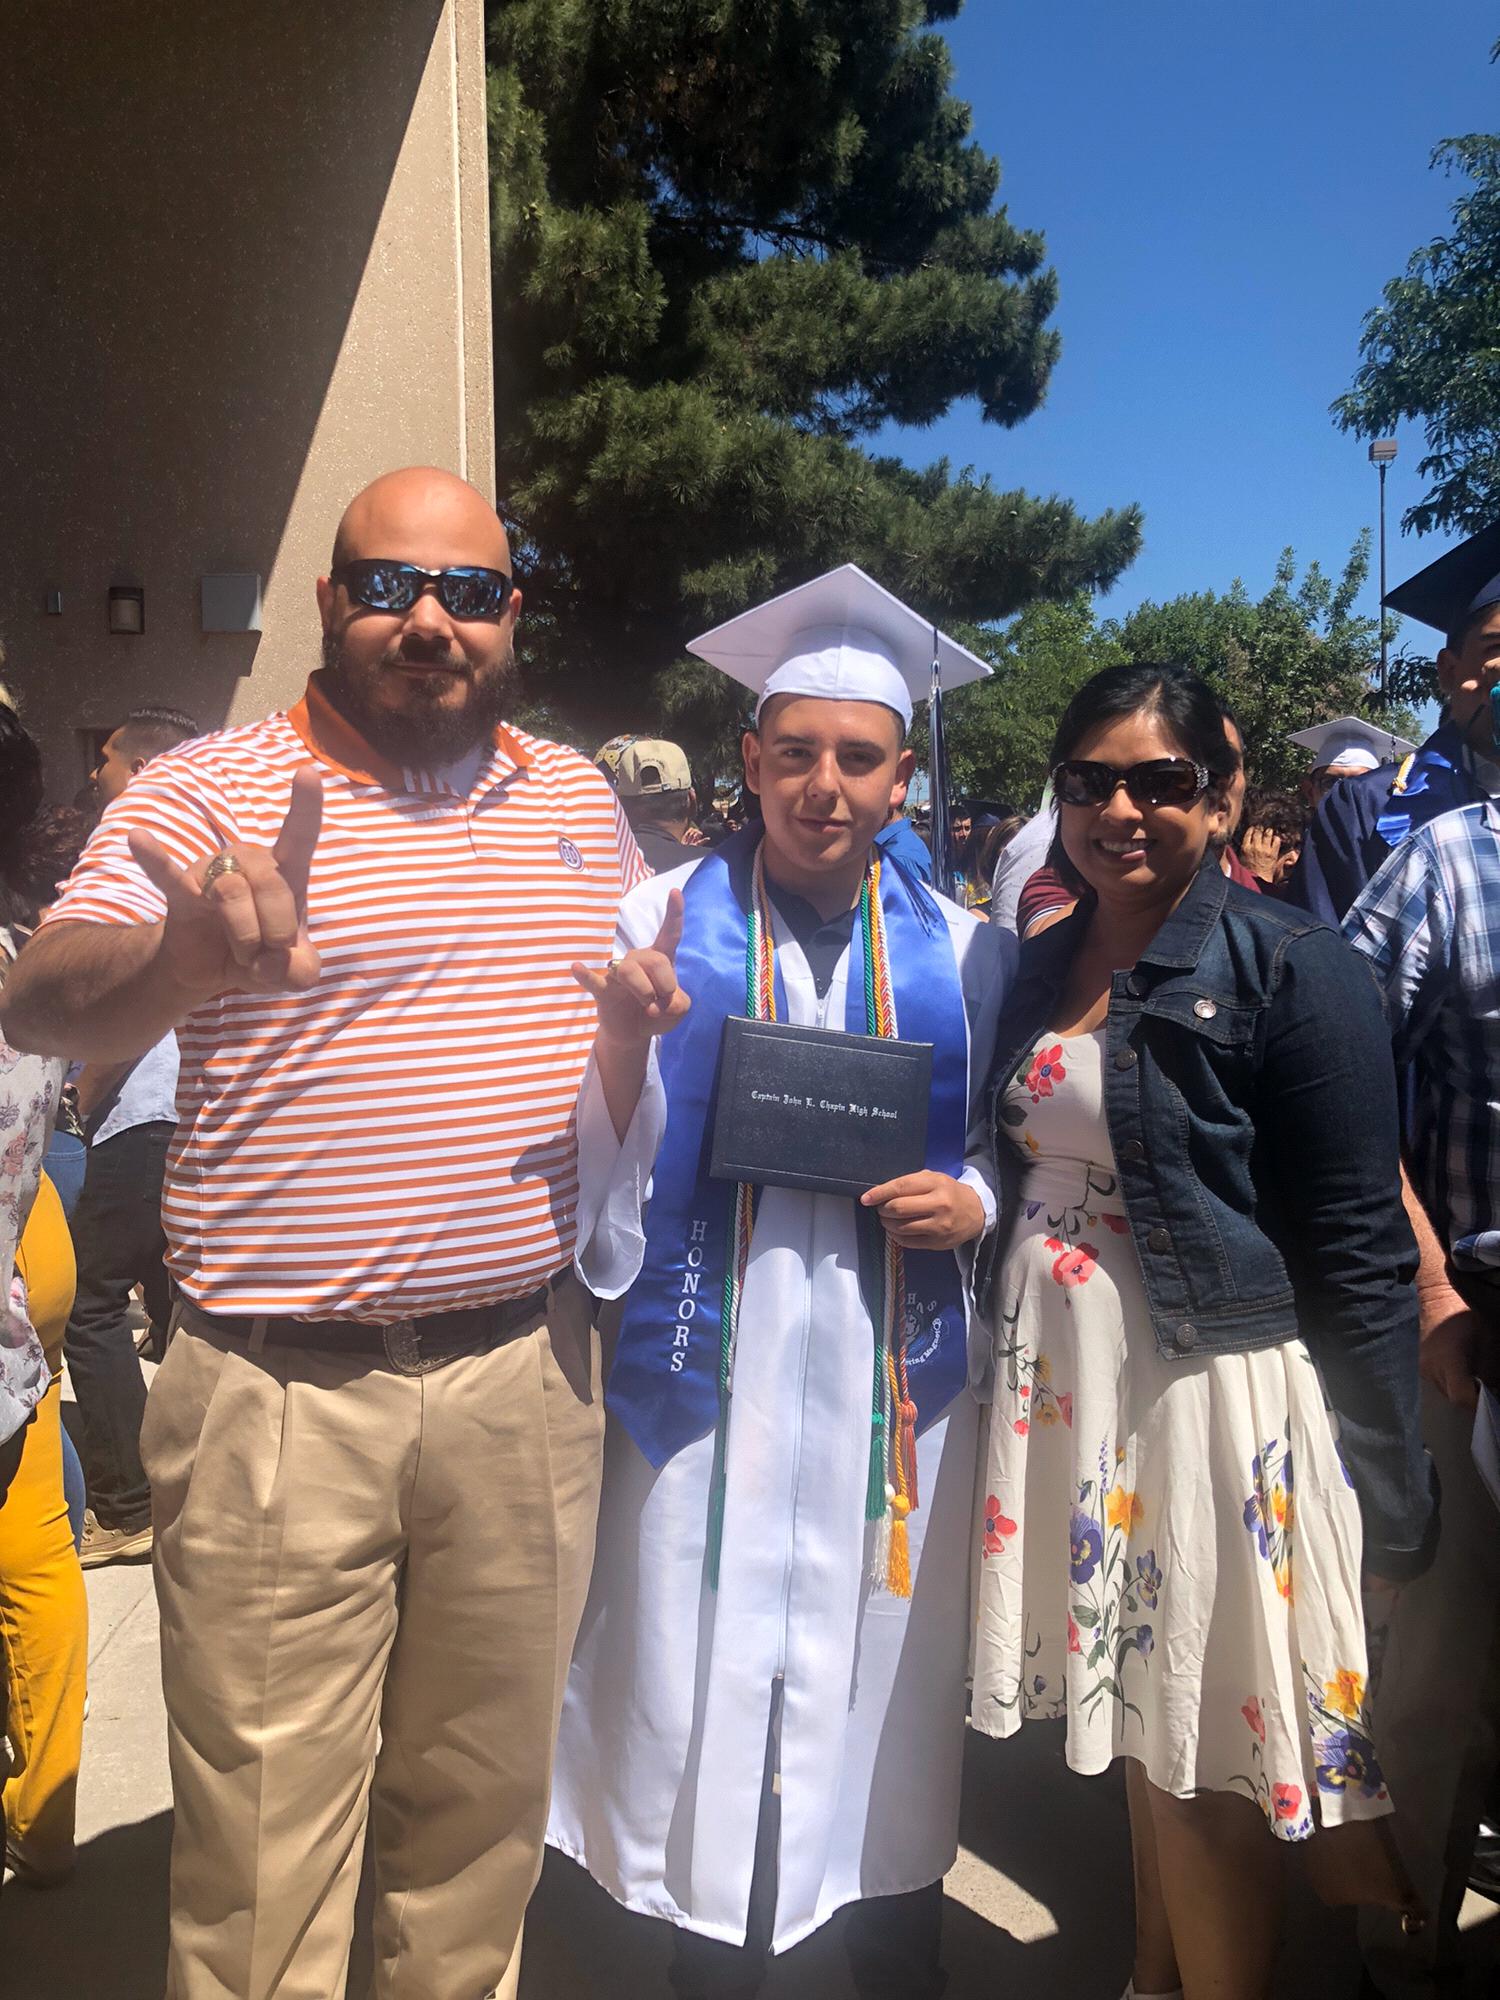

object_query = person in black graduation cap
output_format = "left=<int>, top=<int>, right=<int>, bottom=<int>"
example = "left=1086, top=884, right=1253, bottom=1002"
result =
left=1284, top=522, right=1500, bottom=923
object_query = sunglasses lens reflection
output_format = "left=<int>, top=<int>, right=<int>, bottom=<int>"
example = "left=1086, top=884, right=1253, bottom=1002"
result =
left=1055, top=761, right=1202, bottom=808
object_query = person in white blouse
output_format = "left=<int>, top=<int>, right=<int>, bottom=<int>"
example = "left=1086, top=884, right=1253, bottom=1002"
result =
left=551, top=568, right=1015, bottom=1999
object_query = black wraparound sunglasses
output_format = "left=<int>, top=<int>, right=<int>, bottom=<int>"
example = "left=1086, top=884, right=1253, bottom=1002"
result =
left=1052, top=757, right=1210, bottom=809
left=331, top=559, right=514, bottom=620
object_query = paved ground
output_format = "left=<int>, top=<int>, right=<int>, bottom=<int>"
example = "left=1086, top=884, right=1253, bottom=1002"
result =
left=4, top=1348, right=1499, bottom=1998
left=5, top=1555, right=1498, bottom=1998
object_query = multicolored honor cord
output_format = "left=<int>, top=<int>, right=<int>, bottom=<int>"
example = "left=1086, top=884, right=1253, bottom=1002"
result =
left=705, top=841, right=917, bottom=1598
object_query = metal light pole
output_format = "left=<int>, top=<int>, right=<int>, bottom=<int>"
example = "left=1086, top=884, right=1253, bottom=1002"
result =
left=1369, top=438, right=1398, bottom=697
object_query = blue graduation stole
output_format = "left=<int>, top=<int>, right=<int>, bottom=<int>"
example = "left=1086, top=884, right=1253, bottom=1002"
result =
left=1374, top=724, right=1475, bottom=850
left=607, top=828, right=972, bottom=1471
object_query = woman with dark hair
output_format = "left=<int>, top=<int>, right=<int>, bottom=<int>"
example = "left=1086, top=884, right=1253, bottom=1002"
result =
left=0, top=802, right=95, bottom=1227
left=970, top=663, right=1433, bottom=1998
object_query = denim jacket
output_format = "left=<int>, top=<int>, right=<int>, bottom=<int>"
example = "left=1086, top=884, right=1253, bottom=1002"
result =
left=979, top=859, right=1437, bottom=1581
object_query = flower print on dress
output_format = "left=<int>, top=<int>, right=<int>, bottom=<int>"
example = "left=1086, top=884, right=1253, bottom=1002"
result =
left=1135, top=1551, right=1162, bottom=1609
left=1231, top=1690, right=1315, bottom=1840
left=1243, top=1439, right=1295, bottom=1599
left=1324, top=1668, right=1365, bottom=1719
left=1069, top=1508, right=1103, bottom=1584
left=983, top=1496, right=1017, bottom=1559
left=1305, top=1663, right=1387, bottom=1804
left=984, top=1615, right=1070, bottom=1725
left=1066, top=1464, right=1156, bottom=1732
left=1047, top=1238, right=1099, bottom=1288
left=1315, top=1729, right=1386, bottom=1800
left=1022, top=1044, right=1067, bottom=1102
left=995, top=1308, right=1075, bottom=1428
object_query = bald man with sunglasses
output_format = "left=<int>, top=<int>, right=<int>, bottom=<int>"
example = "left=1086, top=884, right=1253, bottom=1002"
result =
left=2, top=467, right=647, bottom=2000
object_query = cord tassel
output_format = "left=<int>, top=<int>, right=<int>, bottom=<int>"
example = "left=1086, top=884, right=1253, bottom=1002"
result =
left=886, top=1501, right=913, bottom=1598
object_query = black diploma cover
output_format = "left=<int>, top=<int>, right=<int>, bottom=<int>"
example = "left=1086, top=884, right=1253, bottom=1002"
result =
left=708, top=1016, right=932, bottom=1198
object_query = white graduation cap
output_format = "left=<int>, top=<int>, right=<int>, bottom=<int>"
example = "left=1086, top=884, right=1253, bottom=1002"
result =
left=685, top=564, right=990, bottom=730
left=1286, top=715, right=1417, bottom=774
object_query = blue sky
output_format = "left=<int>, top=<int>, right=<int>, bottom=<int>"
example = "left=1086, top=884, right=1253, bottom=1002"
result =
left=885, top=0, right=1499, bottom=642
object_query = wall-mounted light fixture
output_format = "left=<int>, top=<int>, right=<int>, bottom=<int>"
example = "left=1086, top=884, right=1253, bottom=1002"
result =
left=107, top=585, right=145, bottom=635
left=44, top=588, right=63, bottom=616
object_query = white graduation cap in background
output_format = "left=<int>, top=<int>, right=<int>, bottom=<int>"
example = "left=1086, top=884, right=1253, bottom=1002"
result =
left=1286, top=715, right=1417, bottom=775
left=686, top=564, right=989, bottom=730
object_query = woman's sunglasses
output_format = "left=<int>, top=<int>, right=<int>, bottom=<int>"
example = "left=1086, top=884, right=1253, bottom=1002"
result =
left=1052, top=757, right=1210, bottom=809
left=331, top=559, right=514, bottom=621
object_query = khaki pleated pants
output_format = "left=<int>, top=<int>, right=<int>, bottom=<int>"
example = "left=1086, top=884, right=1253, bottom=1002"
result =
left=141, top=1277, right=604, bottom=2000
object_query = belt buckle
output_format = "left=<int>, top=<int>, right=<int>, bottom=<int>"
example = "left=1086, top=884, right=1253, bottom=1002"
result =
left=382, top=1317, right=423, bottom=1375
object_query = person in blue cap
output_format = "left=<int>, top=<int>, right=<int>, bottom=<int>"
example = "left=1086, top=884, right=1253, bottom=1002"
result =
left=1284, top=522, right=1500, bottom=923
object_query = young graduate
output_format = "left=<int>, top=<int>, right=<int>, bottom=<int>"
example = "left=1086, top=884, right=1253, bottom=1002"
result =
left=550, top=568, right=1014, bottom=1999
left=1285, top=521, right=1500, bottom=923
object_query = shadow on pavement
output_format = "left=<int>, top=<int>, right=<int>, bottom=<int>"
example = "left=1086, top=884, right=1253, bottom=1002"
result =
left=13, top=1735, right=1493, bottom=1998
left=0, top=1810, right=170, bottom=2000
left=522, top=1726, right=1129, bottom=2000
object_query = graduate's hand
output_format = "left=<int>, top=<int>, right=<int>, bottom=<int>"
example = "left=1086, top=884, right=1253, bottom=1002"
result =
left=572, top=889, right=691, bottom=1047
left=861, top=1171, right=986, bottom=1251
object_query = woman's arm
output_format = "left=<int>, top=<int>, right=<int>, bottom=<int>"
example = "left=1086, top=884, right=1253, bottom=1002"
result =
left=1260, top=927, right=1436, bottom=1580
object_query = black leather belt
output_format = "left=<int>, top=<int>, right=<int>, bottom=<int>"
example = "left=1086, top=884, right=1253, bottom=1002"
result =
left=192, top=1281, right=557, bottom=1377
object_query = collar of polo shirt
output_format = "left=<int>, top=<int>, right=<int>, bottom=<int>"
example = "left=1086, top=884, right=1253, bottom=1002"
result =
left=287, top=669, right=535, bottom=792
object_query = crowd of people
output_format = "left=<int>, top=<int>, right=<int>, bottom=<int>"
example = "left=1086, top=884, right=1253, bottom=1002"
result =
left=0, top=465, right=1496, bottom=2000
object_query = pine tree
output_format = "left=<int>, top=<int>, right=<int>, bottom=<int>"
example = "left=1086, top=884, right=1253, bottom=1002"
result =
left=488, top=0, right=1142, bottom=750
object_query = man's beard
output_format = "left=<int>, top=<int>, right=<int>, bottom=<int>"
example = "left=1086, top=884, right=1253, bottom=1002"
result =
left=320, top=631, right=516, bottom=766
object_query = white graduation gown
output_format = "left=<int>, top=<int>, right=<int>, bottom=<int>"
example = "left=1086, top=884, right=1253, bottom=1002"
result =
left=547, top=857, right=1010, bottom=1952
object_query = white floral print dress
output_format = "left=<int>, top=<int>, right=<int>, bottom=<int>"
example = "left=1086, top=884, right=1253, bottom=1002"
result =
left=971, top=1030, right=1391, bottom=1841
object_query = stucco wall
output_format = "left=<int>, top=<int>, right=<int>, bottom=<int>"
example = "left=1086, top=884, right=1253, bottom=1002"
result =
left=0, top=0, right=494, bottom=793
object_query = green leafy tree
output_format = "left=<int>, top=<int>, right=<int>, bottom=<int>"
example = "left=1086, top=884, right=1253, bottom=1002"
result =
left=489, top=0, right=1142, bottom=753
left=1107, top=538, right=1419, bottom=790
left=1333, top=127, right=1500, bottom=535
left=908, top=596, right=1124, bottom=807
left=915, top=542, right=1420, bottom=814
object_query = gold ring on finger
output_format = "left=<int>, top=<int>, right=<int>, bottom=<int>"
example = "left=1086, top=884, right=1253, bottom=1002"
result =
left=202, top=851, right=243, bottom=887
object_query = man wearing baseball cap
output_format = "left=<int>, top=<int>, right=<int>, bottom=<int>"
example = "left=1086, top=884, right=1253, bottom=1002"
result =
left=611, top=737, right=701, bottom=873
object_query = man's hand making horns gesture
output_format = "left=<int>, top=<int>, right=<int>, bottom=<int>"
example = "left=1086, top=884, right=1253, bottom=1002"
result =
left=128, top=765, right=326, bottom=1001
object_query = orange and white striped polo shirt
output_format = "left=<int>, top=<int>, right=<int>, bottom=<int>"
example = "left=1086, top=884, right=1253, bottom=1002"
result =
left=43, top=674, right=648, bottom=1320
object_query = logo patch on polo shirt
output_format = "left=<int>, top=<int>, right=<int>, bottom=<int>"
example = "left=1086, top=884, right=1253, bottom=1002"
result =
left=558, top=836, right=583, bottom=870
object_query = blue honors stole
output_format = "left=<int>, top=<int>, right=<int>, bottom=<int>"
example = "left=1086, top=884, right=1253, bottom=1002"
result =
left=607, top=828, right=972, bottom=1470
left=1375, top=729, right=1474, bottom=850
